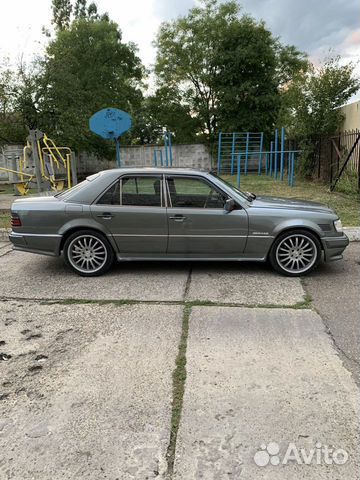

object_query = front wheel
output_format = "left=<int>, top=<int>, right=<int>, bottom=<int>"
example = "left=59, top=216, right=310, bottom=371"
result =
left=63, top=229, right=114, bottom=276
left=269, top=230, right=321, bottom=276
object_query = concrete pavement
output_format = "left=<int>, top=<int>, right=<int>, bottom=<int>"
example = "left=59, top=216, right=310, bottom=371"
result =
left=0, top=250, right=306, bottom=305
left=0, top=241, right=359, bottom=479
left=303, top=242, right=360, bottom=385
left=174, top=307, right=359, bottom=479
left=0, top=301, right=182, bottom=479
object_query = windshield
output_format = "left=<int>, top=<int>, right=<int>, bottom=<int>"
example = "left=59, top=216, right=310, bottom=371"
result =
left=209, top=172, right=253, bottom=202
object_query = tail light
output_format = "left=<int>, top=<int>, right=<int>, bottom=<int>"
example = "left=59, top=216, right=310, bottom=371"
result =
left=11, top=213, right=22, bottom=227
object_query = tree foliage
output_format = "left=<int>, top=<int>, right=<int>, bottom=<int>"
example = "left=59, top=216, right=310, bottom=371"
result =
left=154, top=0, right=307, bottom=142
left=279, top=56, right=360, bottom=175
left=37, top=16, right=143, bottom=156
left=281, top=56, right=359, bottom=137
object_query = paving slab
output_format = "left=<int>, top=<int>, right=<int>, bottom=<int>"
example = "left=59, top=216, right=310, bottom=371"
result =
left=0, top=300, right=182, bottom=479
left=187, top=263, right=305, bottom=305
left=0, top=250, right=189, bottom=301
left=174, top=306, right=359, bottom=479
left=303, top=242, right=360, bottom=385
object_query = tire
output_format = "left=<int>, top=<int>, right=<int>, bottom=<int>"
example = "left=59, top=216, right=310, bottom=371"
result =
left=269, top=229, right=321, bottom=277
left=63, top=229, right=114, bottom=277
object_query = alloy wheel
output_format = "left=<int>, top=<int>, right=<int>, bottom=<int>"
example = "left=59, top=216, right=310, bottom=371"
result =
left=275, top=234, right=317, bottom=274
left=67, top=235, right=108, bottom=274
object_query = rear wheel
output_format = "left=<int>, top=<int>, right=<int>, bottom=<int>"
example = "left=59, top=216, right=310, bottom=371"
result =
left=63, top=230, right=114, bottom=276
left=269, top=229, right=321, bottom=276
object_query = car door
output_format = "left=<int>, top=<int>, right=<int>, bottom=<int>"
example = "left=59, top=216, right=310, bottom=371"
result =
left=165, top=175, right=248, bottom=256
left=91, top=174, right=167, bottom=255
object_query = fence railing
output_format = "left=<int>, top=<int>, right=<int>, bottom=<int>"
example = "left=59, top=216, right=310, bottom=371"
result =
left=310, top=130, right=360, bottom=190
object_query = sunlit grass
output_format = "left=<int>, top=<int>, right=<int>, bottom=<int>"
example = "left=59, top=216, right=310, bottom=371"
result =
left=222, top=174, right=359, bottom=226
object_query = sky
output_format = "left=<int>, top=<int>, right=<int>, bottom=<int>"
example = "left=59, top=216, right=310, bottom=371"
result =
left=0, top=0, right=359, bottom=98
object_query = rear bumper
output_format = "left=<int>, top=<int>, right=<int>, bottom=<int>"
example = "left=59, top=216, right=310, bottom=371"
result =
left=321, top=233, right=350, bottom=262
left=9, top=232, right=61, bottom=256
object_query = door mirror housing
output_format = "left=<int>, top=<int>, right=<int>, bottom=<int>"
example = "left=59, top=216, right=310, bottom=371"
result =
left=224, top=198, right=236, bottom=213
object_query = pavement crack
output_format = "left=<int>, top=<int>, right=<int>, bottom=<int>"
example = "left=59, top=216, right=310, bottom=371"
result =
left=324, top=323, right=360, bottom=366
left=165, top=303, right=191, bottom=478
left=183, top=267, right=192, bottom=300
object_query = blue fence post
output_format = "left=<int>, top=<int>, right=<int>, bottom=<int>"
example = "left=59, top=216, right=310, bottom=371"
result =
left=274, top=129, right=278, bottom=179
left=269, top=141, right=274, bottom=176
left=237, top=153, right=241, bottom=188
left=265, top=152, right=268, bottom=175
left=168, top=131, right=173, bottom=166
left=258, top=132, right=264, bottom=175
left=288, top=151, right=291, bottom=185
left=159, top=150, right=163, bottom=167
left=230, top=132, right=236, bottom=175
left=153, top=149, right=157, bottom=166
left=115, top=138, right=121, bottom=167
left=290, top=152, right=295, bottom=187
left=280, top=127, right=285, bottom=181
left=245, top=132, right=249, bottom=175
left=217, top=131, right=222, bottom=174
left=164, top=131, right=169, bottom=167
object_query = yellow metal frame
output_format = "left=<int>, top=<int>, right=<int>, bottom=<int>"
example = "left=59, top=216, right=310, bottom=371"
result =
left=1, top=133, right=73, bottom=194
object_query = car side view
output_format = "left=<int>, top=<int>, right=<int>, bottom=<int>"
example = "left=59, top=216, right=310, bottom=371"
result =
left=9, top=168, right=349, bottom=277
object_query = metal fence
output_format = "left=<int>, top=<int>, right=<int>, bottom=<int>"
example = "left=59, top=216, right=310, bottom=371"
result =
left=310, top=130, right=360, bottom=190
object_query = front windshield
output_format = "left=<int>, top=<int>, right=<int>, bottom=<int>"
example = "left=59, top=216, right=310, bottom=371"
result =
left=209, top=172, right=252, bottom=202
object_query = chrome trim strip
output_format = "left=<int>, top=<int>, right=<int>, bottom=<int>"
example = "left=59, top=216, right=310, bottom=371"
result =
left=109, top=234, right=167, bottom=237
left=247, top=235, right=274, bottom=239
left=116, top=255, right=267, bottom=262
left=10, top=232, right=61, bottom=238
left=110, top=234, right=248, bottom=238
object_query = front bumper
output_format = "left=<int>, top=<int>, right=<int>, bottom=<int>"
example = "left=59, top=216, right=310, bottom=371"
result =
left=321, top=233, right=350, bottom=262
left=9, top=232, right=61, bottom=256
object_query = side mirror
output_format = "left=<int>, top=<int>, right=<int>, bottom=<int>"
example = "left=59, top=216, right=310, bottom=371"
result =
left=224, top=198, right=235, bottom=213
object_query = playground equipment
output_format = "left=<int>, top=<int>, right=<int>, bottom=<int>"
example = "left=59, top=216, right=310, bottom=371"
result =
left=153, top=131, right=173, bottom=167
left=217, top=128, right=300, bottom=187
left=89, top=107, right=132, bottom=167
left=0, top=130, right=77, bottom=195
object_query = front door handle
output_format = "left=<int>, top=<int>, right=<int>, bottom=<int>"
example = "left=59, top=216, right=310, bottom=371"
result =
left=97, top=212, right=114, bottom=220
left=169, top=215, right=187, bottom=222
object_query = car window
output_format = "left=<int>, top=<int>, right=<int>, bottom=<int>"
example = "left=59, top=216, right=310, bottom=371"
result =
left=167, top=176, right=226, bottom=209
left=122, top=176, right=162, bottom=206
left=97, top=176, right=162, bottom=207
left=97, top=181, right=120, bottom=205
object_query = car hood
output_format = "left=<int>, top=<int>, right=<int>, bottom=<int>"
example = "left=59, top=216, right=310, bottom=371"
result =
left=250, top=195, right=334, bottom=213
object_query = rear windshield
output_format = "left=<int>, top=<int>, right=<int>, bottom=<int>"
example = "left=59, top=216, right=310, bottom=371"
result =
left=55, top=173, right=100, bottom=200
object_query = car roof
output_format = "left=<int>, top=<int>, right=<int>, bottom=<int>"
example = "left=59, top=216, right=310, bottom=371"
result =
left=95, top=167, right=211, bottom=177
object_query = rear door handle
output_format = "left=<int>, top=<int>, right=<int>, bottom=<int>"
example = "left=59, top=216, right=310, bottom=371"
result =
left=169, top=215, right=187, bottom=222
left=97, top=212, right=114, bottom=220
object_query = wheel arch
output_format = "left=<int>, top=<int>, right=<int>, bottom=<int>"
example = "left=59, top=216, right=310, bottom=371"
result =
left=57, top=223, right=117, bottom=255
left=267, top=223, right=323, bottom=260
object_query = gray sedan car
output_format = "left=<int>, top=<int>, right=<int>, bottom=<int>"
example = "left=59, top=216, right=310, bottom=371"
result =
left=9, top=168, right=349, bottom=277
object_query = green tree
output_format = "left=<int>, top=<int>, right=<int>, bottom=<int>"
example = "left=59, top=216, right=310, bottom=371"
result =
left=0, top=63, right=31, bottom=145
left=52, top=0, right=73, bottom=30
left=38, top=16, right=144, bottom=156
left=279, top=56, right=360, bottom=174
left=154, top=0, right=306, bottom=142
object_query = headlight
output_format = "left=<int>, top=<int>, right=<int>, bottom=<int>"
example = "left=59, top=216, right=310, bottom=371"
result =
left=334, top=219, right=343, bottom=232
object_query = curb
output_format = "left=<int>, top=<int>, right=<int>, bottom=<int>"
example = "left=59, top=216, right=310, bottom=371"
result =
left=1, top=227, right=360, bottom=242
left=343, top=227, right=360, bottom=242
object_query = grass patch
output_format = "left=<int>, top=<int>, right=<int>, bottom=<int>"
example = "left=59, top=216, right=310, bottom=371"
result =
left=0, top=184, right=14, bottom=195
left=222, top=174, right=359, bottom=226
left=0, top=211, right=10, bottom=229
left=166, top=303, right=191, bottom=476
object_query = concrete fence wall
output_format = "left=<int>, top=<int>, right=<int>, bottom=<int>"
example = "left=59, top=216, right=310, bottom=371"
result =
left=1, top=143, right=212, bottom=182
left=0, top=145, right=24, bottom=182
left=77, top=143, right=212, bottom=176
